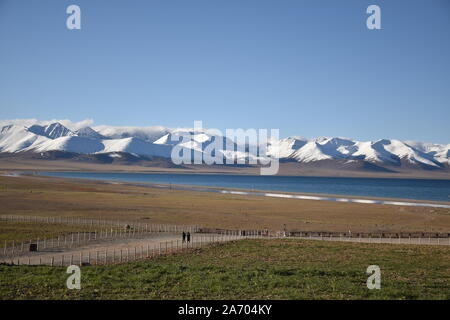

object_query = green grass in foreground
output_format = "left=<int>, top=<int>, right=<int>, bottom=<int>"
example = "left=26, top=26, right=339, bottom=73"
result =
left=0, top=239, right=449, bottom=300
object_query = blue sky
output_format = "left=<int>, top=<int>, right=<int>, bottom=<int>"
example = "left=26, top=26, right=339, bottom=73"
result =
left=0, top=0, right=449, bottom=143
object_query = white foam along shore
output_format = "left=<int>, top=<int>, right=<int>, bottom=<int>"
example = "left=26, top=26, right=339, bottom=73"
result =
left=3, top=172, right=450, bottom=209
left=114, top=181, right=450, bottom=209
left=220, top=190, right=450, bottom=209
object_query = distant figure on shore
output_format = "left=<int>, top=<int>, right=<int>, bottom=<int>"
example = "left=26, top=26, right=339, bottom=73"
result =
left=187, top=232, right=191, bottom=243
left=182, top=232, right=186, bottom=243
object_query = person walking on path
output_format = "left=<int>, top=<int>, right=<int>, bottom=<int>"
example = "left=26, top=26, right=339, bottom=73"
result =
left=187, top=232, right=191, bottom=243
left=182, top=232, right=186, bottom=243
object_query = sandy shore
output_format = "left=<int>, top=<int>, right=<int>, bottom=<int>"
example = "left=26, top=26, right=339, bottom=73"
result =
left=1, top=174, right=450, bottom=233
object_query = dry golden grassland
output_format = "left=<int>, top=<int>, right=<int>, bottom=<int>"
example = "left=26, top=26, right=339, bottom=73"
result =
left=0, top=221, right=104, bottom=247
left=1, top=175, right=449, bottom=233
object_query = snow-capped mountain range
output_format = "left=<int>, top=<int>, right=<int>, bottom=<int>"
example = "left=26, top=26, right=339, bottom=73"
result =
left=0, top=121, right=449, bottom=170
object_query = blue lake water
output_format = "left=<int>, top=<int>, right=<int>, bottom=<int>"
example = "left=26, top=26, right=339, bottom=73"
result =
left=38, top=172, right=450, bottom=203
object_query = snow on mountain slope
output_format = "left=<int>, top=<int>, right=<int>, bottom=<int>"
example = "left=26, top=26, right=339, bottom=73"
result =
left=0, top=124, right=171, bottom=157
left=102, top=137, right=172, bottom=158
left=291, top=141, right=333, bottom=162
left=75, top=127, right=106, bottom=140
left=28, top=123, right=74, bottom=139
left=352, top=141, right=399, bottom=164
left=29, top=136, right=105, bottom=154
left=154, top=131, right=211, bottom=146
left=154, top=131, right=239, bottom=161
left=404, top=141, right=450, bottom=165
left=0, top=125, right=49, bottom=153
left=0, top=120, right=449, bottom=169
left=379, top=139, right=441, bottom=167
left=280, top=136, right=448, bottom=167
left=288, top=137, right=357, bottom=163
left=154, top=130, right=272, bottom=164
left=268, top=137, right=308, bottom=158
left=94, top=125, right=168, bottom=142
left=434, top=146, right=450, bottom=165
left=315, top=137, right=357, bottom=158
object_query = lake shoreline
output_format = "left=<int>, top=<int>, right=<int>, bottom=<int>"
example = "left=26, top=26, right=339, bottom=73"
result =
left=2, top=174, right=450, bottom=233
left=14, top=171, right=450, bottom=208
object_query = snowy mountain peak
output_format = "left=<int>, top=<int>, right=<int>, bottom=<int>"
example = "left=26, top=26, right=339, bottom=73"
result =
left=0, top=124, right=22, bottom=135
left=0, top=120, right=448, bottom=170
left=75, top=127, right=105, bottom=140
left=28, top=122, right=73, bottom=139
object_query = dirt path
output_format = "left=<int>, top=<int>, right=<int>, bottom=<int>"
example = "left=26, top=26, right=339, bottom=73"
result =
left=1, top=232, right=235, bottom=266
left=2, top=233, right=448, bottom=266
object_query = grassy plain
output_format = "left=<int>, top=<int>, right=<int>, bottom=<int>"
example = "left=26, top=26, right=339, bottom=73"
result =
left=0, top=239, right=449, bottom=300
left=1, top=175, right=449, bottom=233
left=0, top=221, right=108, bottom=247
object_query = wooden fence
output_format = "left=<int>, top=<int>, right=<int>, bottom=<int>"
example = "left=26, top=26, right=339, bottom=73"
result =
left=0, top=214, right=199, bottom=233
left=2, top=234, right=243, bottom=266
